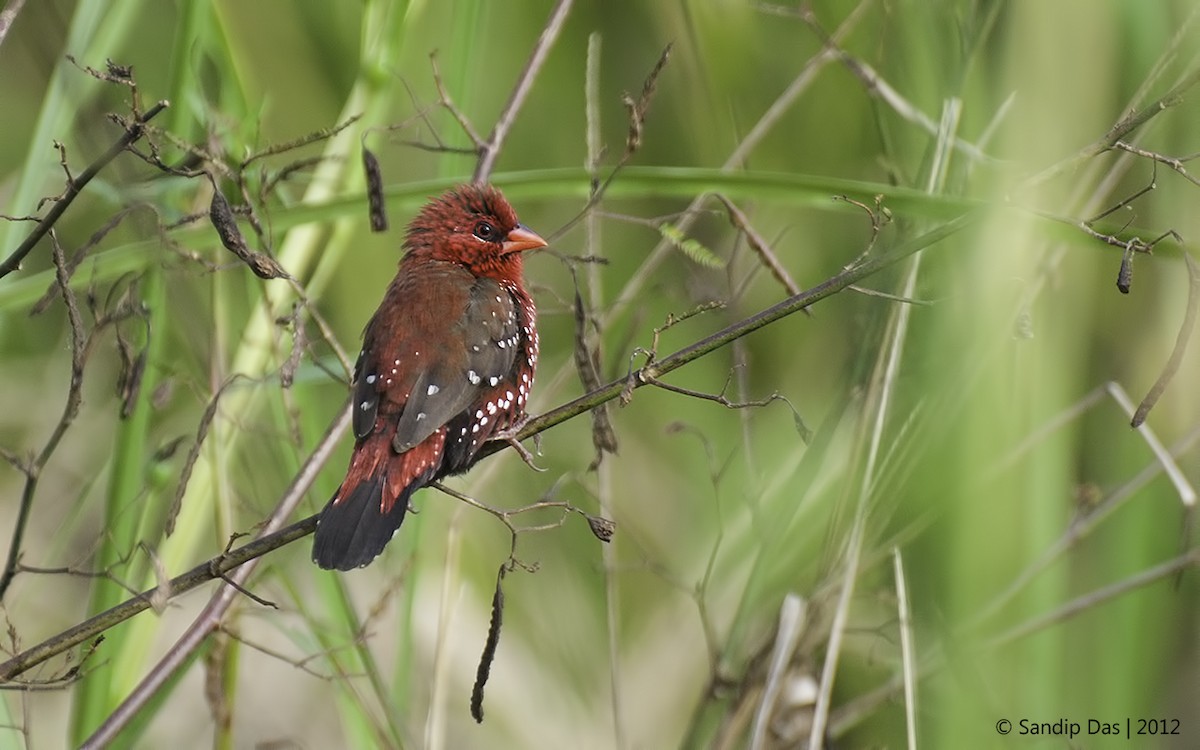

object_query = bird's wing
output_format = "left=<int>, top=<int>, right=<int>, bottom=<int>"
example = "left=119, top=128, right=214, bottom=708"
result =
left=391, top=276, right=519, bottom=451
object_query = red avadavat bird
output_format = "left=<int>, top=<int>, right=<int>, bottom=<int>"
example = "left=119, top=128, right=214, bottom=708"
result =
left=313, top=185, right=546, bottom=570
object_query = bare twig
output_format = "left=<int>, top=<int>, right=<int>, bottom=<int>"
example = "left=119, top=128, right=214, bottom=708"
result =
left=1, top=210, right=979, bottom=691
left=0, top=0, right=27, bottom=52
left=799, top=10, right=992, bottom=164
left=970, top=420, right=1200, bottom=628
left=1106, top=382, right=1197, bottom=507
left=0, top=101, right=169, bottom=279
left=549, top=43, right=674, bottom=242
left=1131, top=252, right=1200, bottom=429
left=1112, top=141, right=1200, bottom=188
left=76, top=402, right=351, bottom=749
left=715, top=193, right=803, bottom=298
left=240, top=115, right=361, bottom=169
left=893, top=548, right=917, bottom=750
left=987, top=549, right=1200, bottom=649
left=0, top=233, right=90, bottom=600
left=431, top=53, right=486, bottom=151
left=472, top=0, right=574, bottom=184
left=1027, top=62, right=1200, bottom=187
left=166, top=376, right=246, bottom=536
left=597, top=0, right=871, bottom=318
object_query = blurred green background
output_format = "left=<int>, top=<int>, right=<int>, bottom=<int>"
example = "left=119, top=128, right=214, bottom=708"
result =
left=1, top=0, right=1198, bottom=748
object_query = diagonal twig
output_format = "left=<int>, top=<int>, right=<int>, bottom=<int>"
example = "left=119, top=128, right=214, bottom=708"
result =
left=1131, top=251, right=1200, bottom=430
left=0, top=101, right=169, bottom=280
left=75, top=401, right=351, bottom=748
left=472, top=0, right=574, bottom=184
left=0, top=210, right=980, bottom=687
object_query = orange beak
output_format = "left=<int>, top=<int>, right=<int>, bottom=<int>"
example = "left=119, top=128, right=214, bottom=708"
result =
left=501, top=224, right=548, bottom=254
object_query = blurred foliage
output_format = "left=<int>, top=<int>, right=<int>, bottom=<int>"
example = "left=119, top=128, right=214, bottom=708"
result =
left=1, top=0, right=1199, bottom=748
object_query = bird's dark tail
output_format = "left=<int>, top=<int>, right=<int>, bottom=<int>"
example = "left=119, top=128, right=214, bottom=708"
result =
left=312, top=474, right=412, bottom=570
left=313, top=429, right=442, bottom=570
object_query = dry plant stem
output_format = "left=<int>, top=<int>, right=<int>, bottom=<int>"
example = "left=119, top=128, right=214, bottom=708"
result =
left=987, top=549, right=1200, bottom=649
left=749, top=594, right=805, bottom=750
left=0, top=213, right=976, bottom=685
left=0, top=101, right=169, bottom=279
left=1105, top=382, right=1197, bottom=506
left=1113, top=141, right=1200, bottom=187
left=585, top=29, right=628, bottom=748
left=0, top=516, right=320, bottom=682
left=1131, top=252, right=1200, bottom=430
left=715, top=194, right=802, bottom=296
left=0, top=231, right=148, bottom=599
left=970, top=421, right=1200, bottom=628
left=801, top=12, right=990, bottom=163
left=602, top=0, right=869, bottom=316
left=481, top=211, right=978, bottom=461
left=430, top=53, right=485, bottom=149
left=1027, top=62, right=1200, bottom=187
left=812, top=177, right=929, bottom=747
left=0, top=234, right=87, bottom=601
left=166, top=376, right=246, bottom=536
left=0, top=0, right=26, bottom=50
left=893, top=548, right=918, bottom=750
left=471, top=0, right=573, bottom=184
left=75, top=402, right=351, bottom=749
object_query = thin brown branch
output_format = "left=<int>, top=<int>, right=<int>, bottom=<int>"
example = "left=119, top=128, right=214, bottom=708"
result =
left=1027, top=62, right=1200, bottom=187
left=715, top=194, right=802, bottom=297
left=472, top=0, right=574, bottom=184
left=599, top=0, right=870, bottom=319
left=166, top=376, right=245, bottom=536
left=29, top=205, right=146, bottom=315
left=0, top=0, right=27, bottom=51
left=1132, top=251, right=1200, bottom=427
left=217, top=625, right=334, bottom=680
left=2, top=210, right=978, bottom=698
left=240, top=114, right=361, bottom=169
left=0, top=233, right=89, bottom=601
left=798, top=9, right=992, bottom=164
left=0, top=101, right=169, bottom=279
left=1086, top=163, right=1159, bottom=224
left=431, top=52, right=485, bottom=151
left=75, top=401, right=351, bottom=749
left=987, top=549, right=1200, bottom=649
left=548, top=43, right=674, bottom=243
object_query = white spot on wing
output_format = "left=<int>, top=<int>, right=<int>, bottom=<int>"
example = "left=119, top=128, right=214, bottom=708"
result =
left=427, top=384, right=440, bottom=396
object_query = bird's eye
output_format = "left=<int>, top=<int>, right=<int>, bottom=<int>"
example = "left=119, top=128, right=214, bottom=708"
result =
left=473, top=221, right=498, bottom=242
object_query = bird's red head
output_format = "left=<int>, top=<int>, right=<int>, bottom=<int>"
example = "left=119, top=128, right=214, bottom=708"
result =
left=403, top=185, right=546, bottom=280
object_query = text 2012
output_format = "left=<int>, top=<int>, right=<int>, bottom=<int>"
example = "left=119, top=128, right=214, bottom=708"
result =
left=1136, top=718, right=1180, bottom=736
